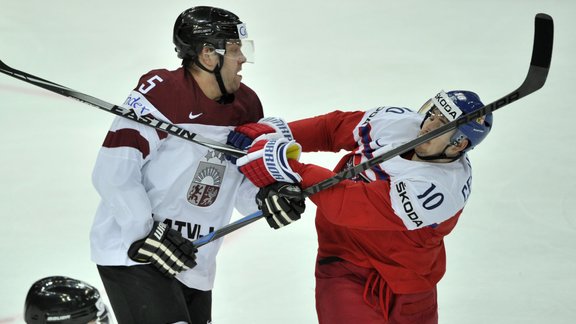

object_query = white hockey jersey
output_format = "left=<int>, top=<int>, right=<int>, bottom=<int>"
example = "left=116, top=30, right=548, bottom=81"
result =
left=90, top=67, right=263, bottom=290
left=352, top=107, right=473, bottom=229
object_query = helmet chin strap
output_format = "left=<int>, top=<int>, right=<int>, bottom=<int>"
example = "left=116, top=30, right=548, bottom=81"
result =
left=415, top=143, right=462, bottom=162
left=194, top=55, right=235, bottom=104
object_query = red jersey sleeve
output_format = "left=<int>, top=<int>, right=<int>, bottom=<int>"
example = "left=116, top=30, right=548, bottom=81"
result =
left=290, top=160, right=407, bottom=231
left=288, top=110, right=364, bottom=153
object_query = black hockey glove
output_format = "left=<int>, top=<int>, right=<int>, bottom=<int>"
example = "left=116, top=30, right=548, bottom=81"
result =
left=256, top=182, right=306, bottom=229
left=128, top=222, right=197, bottom=277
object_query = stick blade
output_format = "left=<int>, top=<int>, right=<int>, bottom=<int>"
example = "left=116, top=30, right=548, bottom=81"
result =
left=532, top=13, right=554, bottom=69
left=519, top=13, right=554, bottom=94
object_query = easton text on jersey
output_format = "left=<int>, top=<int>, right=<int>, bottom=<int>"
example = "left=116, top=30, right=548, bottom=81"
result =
left=110, top=105, right=198, bottom=140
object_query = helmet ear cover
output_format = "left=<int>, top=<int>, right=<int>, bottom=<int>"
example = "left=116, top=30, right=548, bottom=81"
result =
left=449, top=133, right=469, bottom=149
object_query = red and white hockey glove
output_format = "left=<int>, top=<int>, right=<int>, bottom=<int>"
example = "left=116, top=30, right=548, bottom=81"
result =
left=227, top=117, right=293, bottom=163
left=236, top=138, right=302, bottom=187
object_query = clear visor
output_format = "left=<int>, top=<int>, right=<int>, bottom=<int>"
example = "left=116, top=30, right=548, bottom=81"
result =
left=213, top=39, right=255, bottom=63
left=418, top=100, right=451, bottom=125
left=418, top=98, right=435, bottom=115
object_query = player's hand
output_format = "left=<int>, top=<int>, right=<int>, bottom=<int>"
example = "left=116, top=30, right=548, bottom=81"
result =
left=128, top=222, right=197, bottom=277
left=257, top=182, right=306, bottom=229
left=227, top=117, right=293, bottom=164
left=236, top=138, right=302, bottom=187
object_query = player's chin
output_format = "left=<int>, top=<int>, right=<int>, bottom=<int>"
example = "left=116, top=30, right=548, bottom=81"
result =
left=235, top=74, right=243, bottom=85
left=414, top=143, right=429, bottom=155
left=228, top=79, right=242, bottom=93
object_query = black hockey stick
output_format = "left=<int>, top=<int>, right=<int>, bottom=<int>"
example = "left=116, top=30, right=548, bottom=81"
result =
left=0, top=60, right=246, bottom=157
left=192, top=13, right=554, bottom=248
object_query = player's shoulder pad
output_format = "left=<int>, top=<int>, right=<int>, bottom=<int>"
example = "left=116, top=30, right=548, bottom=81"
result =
left=359, top=106, right=416, bottom=125
left=123, top=69, right=181, bottom=118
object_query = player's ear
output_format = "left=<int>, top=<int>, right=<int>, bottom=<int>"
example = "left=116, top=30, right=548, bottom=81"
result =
left=454, top=138, right=469, bottom=152
left=198, top=46, right=217, bottom=68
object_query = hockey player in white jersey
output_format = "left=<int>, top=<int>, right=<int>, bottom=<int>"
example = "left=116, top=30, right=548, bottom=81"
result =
left=230, top=90, right=492, bottom=323
left=89, top=6, right=304, bottom=324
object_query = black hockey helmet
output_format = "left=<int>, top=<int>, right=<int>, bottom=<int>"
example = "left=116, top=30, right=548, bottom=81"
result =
left=24, top=276, right=110, bottom=324
left=173, top=6, right=248, bottom=60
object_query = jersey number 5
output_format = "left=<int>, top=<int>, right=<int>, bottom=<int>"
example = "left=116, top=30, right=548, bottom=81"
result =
left=138, top=75, right=164, bottom=94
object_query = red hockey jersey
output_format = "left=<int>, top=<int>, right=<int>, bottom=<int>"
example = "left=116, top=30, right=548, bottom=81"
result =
left=289, top=107, right=472, bottom=293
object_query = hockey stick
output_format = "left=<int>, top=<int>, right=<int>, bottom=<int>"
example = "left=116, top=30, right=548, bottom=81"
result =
left=191, top=13, right=554, bottom=248
left=0, top=60, right=246, bottom=157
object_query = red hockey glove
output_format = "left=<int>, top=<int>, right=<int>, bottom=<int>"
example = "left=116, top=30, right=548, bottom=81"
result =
left=227, top=117, right=293, bottom=163
left=236, top=138, right=302, bottom=187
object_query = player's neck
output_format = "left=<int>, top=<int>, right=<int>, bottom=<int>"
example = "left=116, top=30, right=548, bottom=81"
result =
left=409, top=150, right=456, bottom=163
left=188, top=66, right=223, bottom=101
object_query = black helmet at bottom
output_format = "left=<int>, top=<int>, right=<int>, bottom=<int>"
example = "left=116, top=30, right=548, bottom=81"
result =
left=24, top=276, right=110, bottom=324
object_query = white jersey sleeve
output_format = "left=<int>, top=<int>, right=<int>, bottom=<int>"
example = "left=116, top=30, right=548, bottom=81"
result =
left=234, top=177, right=259, bottom=216
left=91, top=115, right=164, bottom=257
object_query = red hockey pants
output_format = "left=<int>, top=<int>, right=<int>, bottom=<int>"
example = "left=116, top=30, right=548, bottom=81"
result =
left=315, top=257, right=438, bottom=324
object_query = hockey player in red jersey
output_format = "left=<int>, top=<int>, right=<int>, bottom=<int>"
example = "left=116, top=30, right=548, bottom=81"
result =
left=90, top=6, right=304, bottom=324
left=230, top=90, right=493, bottom=323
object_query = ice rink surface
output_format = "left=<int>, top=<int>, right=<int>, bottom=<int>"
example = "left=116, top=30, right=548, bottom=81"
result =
left=1, top=0, right=575, bottom=323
